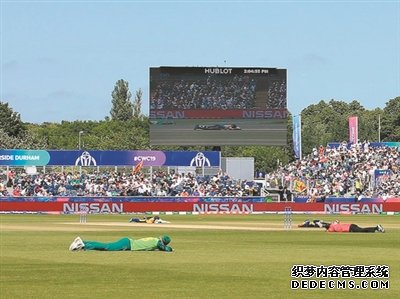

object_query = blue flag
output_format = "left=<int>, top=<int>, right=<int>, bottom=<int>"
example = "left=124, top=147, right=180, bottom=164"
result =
left=292, top=115, right=302, bottom=159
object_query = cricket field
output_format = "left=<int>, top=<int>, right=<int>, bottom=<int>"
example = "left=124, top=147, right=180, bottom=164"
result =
left=1, top=213, right=399, bottom=299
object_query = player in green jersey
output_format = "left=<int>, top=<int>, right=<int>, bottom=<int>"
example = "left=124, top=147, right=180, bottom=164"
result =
left=69, top=235, right=173, bottom=252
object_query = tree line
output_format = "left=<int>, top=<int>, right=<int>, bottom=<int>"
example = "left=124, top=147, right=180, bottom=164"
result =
left=1, top=79, right=399, bottom=172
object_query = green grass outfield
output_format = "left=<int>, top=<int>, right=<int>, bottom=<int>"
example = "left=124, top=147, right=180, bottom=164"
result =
left=1, top=213, right=399, bottom=299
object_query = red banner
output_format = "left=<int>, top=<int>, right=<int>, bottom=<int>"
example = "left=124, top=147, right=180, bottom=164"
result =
left=1, top=201, right=399, bottom=214
left=349, top=116, right=358, bottom=144
left=149, top=109, right=288, bottom=119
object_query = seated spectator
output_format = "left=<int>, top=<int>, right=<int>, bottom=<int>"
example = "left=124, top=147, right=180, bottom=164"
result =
left=12, top=185, right=21, bottom=197
left=265, top=142, right=399, bottom=199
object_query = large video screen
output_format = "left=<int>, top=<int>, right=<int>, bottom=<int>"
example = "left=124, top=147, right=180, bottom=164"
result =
left=149, top=66, right=288, bottom=146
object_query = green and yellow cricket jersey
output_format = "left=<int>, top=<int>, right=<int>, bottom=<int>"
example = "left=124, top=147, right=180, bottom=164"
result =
left=129, top=237, right=173, bottom=252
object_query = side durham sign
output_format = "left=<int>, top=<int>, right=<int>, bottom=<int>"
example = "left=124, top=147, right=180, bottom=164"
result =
left=0, top=150, right=50, bottom=166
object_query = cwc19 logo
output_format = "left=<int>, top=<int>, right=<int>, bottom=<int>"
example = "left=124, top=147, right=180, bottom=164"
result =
left=134, top=156, right=157, bottom=162
left=190, top=152, right=211, bottom=167
left=75, top=151, right=97, bottom=166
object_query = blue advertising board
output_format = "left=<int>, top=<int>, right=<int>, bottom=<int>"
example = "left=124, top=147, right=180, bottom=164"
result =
left=374, top=169, right=392, bottom=188
left=0, top=150, right=220, bottom=167
left=0, top=150, right=50, bottom=166
left=328, top=142, right=400, bottom=151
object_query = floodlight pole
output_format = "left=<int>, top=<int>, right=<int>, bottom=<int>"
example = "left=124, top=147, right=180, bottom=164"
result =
left=79, top=131, right=84, bottom=150
left=378, top=115, right=381, bottom=142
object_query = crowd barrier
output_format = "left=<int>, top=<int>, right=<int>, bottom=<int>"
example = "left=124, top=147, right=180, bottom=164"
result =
left=1, top=196, right=399, bottom=214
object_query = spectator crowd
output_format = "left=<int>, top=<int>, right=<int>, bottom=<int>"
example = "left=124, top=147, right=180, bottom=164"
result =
left=265, top=141, right=400, bottom=200
left=266, top=81, right=287, bottom=109
left=1, top=142, right=399, bottom=200
left=150, top=75, right=257, bottom=110
left=0, top=169, right=262, bottom=198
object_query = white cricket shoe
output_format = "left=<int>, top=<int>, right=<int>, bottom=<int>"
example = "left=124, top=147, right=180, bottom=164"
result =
left=314, top=220, right=322, bottom=228
left=377, top=225, right=385, bottom=233
left=69, top=236, right=85, bottom=251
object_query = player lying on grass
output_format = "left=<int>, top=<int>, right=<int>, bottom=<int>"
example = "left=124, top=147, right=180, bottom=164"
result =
left=298, top=219, right=330, bottom=228
left=129, top=215, right=170, bottom=224
left=325, top=220, right=385, bottom=233
left=298, top=219, right=385, bottom=233
left=69, top=235, right=173, bottom=252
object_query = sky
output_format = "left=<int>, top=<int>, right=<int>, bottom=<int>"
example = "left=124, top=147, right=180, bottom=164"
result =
left=1, top=0, right=399, bottom=124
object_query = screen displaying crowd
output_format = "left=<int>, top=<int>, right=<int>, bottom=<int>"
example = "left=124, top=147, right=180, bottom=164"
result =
left=150, top=75, right=257, bottom=110
left=266, top=80, right=286, bottom=109
left=150, top=67, right=287, bottom=112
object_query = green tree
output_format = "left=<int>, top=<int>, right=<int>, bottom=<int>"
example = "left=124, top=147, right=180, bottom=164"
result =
left=301, top=100, right=332, bottom=154
left=85, top=119, right=150, bottom=150
left=0, top=128, right=15, bottom=149
left=239, top=146, right=290, bottom=173
left=31, top=119, right=151, bottom=150
left=110, top=79, right=133, bottom=121
left=381, top=96, right=400, bottom=141
left=0, top=101, right=48, bottom=149
left=358, top=109, right=382, bottom=142
left=0, top=127, right=47, bottom=149
left=133, top=88, right=143, bottom=119
left=299, top=99, right=376, bottom=155
left=0, top=101, right=26, bottom=137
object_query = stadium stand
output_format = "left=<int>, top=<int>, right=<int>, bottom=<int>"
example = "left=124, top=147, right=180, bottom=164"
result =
left=264, top=141, right=400, bottom=200
left=1, top=142, right=398, bottom=200
left=1, top=169, right=262, bottom=198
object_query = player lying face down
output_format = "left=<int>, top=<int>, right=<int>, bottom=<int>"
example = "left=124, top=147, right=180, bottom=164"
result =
left=69, top=235, right=173, bottom=252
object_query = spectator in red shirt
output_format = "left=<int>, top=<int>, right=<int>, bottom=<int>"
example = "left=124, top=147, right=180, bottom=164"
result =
left=326, top=220, right=385, bottom=233
left=12, top=186, right=21, bottom=197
